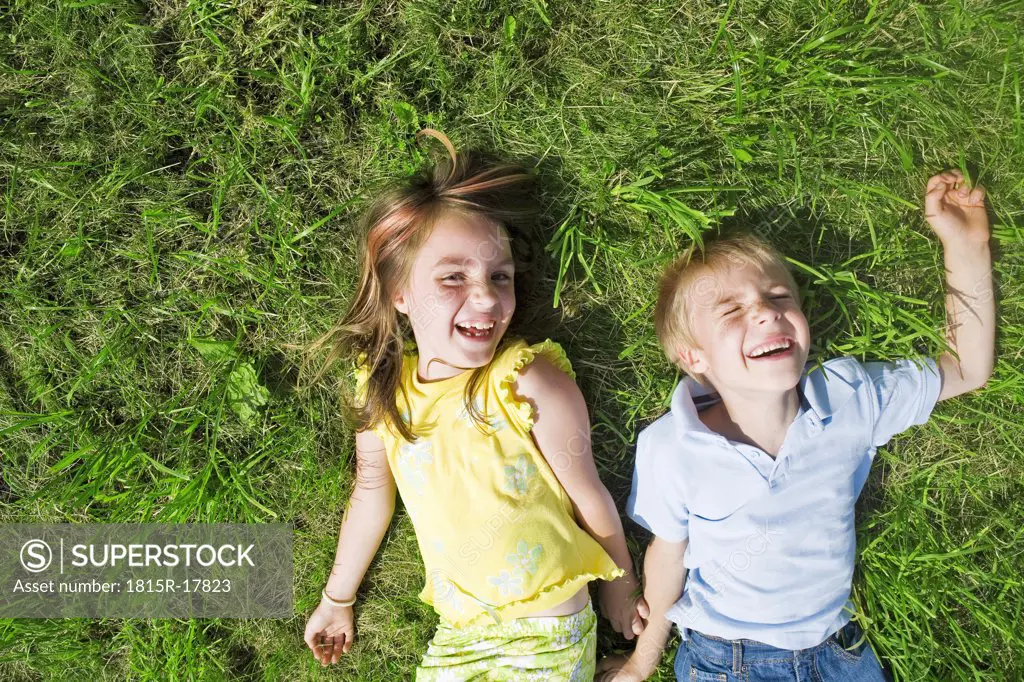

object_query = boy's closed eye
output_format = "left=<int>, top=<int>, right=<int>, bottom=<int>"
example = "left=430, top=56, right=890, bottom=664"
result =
left=718, top=292, right=792, bottom=317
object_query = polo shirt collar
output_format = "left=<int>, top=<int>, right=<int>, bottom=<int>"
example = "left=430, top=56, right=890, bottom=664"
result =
left=670, top=362, right=858, bottom=440
left=670, top=376, right=721, bottom=440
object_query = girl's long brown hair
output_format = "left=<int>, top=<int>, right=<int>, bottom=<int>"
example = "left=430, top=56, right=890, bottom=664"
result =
left=296, top=130, right=543, bottom=442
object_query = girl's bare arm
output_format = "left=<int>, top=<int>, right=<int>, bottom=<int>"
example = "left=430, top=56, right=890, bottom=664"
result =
left=323, top=429, right=397, bottom=601
left=516, top=357, right=647, bottom=638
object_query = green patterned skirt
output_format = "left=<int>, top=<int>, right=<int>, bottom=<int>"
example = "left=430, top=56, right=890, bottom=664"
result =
left=415, top=600, right=597, bottom=681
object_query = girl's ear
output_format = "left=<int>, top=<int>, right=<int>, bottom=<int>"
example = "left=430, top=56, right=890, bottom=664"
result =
left=677, top=346, right=708, bottom=375
left=393, top=289, right=409, bottom=316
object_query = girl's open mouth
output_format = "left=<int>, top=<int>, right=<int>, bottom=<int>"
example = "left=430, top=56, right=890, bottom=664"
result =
left=455, top=321, right=496, bottom=342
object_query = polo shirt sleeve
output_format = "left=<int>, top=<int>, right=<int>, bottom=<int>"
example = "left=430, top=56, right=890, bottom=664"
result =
left=863, top=356, right=942, bottom=448
left=626, top=428, right=689, bottom=543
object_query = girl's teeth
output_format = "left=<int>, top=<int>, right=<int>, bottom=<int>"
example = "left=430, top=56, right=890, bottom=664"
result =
left=457, top=323, right=494, bottom=338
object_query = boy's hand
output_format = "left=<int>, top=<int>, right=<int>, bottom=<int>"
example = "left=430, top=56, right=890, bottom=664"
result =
left=599, top=572, right=650, bottom=641
left=925, top=168, right=996, bottom=401
left=924, top=169, right=989, bottom=245
left=596, top=653, right=654, bottom=682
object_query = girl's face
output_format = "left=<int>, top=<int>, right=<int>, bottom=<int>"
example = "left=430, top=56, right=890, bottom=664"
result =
left=394, top=211, right=516, bottom=381
left=679, top=260, right=811, bottom=395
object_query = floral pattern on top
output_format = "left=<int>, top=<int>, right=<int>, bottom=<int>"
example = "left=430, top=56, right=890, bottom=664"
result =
left=397, top=440, right=434, bottom=493
left=487, top=569, right=524, bottom=598
left=503, top=454, right=537, bottom=496
left=456, top=397, right=508, bottom=433
left=506, top=540, right=544, bottom=576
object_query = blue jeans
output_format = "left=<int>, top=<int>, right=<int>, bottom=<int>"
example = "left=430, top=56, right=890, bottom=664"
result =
left=674, top=619, right=888, bottom=682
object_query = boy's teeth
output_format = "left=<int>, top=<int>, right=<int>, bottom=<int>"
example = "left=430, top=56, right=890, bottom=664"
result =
left=749, top=339, right=792, bottom=358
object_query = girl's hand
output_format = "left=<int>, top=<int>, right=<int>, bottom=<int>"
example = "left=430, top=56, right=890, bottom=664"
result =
left=924, top=169, right=990, bottom=245
left=596, top=653, right=652, bottom=682
left=598, top=572, right=650, bottom=641
left=303, top=599, right=356, bottom=666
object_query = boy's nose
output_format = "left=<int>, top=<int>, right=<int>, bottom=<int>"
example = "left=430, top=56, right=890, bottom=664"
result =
left=751, top=300, right=781, bottom=323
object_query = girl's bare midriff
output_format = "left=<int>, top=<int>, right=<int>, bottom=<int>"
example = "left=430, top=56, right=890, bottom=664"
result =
left=521, top=585, right=589, bottom=618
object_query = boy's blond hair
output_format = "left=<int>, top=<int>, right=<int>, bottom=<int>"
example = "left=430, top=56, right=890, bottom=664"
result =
left=654, top=232, right=800, bottom=385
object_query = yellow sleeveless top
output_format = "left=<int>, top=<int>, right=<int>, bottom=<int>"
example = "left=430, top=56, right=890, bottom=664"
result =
left=356, top=338, right=623, bottom=628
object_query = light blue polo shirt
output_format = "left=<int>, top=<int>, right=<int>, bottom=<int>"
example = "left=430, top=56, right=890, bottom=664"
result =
left=626, top=356, right=942, bottom=650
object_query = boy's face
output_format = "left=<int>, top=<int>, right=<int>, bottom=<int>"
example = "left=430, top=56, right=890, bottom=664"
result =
left=393, top=212, right=516, bottom=379
left=678, top=260, right=810, bottom=394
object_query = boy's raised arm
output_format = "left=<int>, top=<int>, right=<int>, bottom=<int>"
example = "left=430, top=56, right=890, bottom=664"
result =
left=924, top=169, right=996, bottom=401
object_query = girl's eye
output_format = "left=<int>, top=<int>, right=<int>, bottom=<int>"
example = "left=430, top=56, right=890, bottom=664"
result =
left=492, top=272, right=512, bottom=282
left=722, top=306, right=741, bottom=317
left=770, top=293, right=791, bottom=300
left=442, top=273, right=465, bottom=283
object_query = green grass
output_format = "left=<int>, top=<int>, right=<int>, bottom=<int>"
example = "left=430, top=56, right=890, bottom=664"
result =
left=1, top=0, right=1022, bottom=679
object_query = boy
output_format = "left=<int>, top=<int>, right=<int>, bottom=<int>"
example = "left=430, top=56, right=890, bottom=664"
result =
left=597, top=170, right=994, bottom=681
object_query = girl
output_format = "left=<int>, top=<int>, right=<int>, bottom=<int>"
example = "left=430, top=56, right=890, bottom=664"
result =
left=301, top=130, right=648, bottom=680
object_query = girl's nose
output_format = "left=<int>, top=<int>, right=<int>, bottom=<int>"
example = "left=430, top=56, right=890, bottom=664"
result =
left=469, top=281, right=500, bottom=307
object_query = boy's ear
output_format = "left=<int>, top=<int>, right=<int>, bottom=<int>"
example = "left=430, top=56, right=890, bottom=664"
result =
left=677, top=346, right=709, bottom=375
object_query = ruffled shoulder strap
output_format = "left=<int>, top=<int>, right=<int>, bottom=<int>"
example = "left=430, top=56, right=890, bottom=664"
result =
left=493, top=338, right=576, bottom=432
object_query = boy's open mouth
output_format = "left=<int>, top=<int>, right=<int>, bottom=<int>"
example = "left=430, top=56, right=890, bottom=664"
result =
left=746, top=337, right=794, bottom=360
left=455, top=320, right=496, bottom=341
